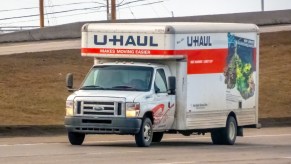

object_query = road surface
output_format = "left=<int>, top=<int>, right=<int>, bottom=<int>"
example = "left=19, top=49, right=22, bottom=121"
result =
left=260, top=24, right=291, bottom=33
left=0, top=24, right=291, bottom=56
left=0, top=39, right=80, bottom=56
left=0, top=127, right=291, bottom=164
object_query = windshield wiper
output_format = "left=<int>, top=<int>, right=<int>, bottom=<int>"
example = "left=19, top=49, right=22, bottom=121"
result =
left=80, top=85, right=104, bottom=90
left=111, top=85, right=142, bottom=91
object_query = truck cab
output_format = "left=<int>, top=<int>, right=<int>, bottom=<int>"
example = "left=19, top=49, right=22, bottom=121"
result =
left=65, top=61, right=176, bottom=146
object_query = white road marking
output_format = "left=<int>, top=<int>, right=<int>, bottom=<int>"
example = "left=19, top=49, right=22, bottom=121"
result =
left=158, top=133, right=291, bottom=141
left=244, top=134, right=291, bottom=138
left=153, top=161, right=196, bottom=164
left=85, top=139, right=133, bottom=143
left=85, top=137, right=208, bottom=144
left=0, top=133, right=291, bottom=147
left=0, top=143, right=60, bottom=147
left=153, top=156, right=291, bottom=164
left=86, top=150, right=141, bottom=156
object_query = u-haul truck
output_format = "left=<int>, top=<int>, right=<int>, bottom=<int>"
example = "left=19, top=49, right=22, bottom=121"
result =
left=65, top=22, right=259, bottom=147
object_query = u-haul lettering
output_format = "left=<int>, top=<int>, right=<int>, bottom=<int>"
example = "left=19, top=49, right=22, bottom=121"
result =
left=94, top=35, right=159, bottom=47
left=187, top=36, right=212, bottom=47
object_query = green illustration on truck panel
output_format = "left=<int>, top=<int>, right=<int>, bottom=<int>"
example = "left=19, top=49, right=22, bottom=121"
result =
left=224, top=33, right=255, bottom=100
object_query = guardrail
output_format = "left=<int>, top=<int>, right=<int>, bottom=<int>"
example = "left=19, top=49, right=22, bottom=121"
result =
left=0, top=26, right=39, bottom=33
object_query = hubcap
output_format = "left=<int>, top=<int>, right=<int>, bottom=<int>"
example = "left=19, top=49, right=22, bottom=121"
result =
left=229, top=121, right=236, bottom=140
left=143, top=123, right=152, bottom=142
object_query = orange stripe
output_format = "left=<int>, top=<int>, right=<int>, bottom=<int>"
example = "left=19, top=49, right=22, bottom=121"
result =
left=82, top=48, right=256, bottom=74
left=82, top=48, right=175, bottom=56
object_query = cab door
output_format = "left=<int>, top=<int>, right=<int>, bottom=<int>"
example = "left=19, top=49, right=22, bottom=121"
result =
left=151, top=68, right=175, bottom=130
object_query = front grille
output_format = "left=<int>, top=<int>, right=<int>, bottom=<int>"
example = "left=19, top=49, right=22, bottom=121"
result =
left=76, top=101, right=123, bottom=116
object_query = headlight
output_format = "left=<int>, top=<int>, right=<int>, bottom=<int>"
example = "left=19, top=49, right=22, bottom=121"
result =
left=66, top=100, right=74, bottom=116
left=126, top=103, right=140, bottom=118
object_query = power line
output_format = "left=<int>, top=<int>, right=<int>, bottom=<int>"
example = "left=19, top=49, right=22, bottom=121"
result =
left=149, top=4, right=160, bottom=17
left=117, top=0, right=126, bottom=6
left=0, top=0, right=162, bottom=21
left=0, top=6, right=106, bottom=21
left=0, top=0, right=165, bottom=25
left=0, top=9, right=108, bottom=26
left=120, top=1, right=164, bottom=9
left=128, top=7, right=136, bottom=19
left=118, top=0, right=148, bottom=7
left=0, top=1, right=106, bottom=13
left=44, top=2, right=50, bottom=26
left=161, top=3, right=172, bottom=17
left=47, top=0, right=58, bottom=25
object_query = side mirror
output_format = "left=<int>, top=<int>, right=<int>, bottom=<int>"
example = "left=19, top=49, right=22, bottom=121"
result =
left=66, top=73, right=74, bottom=91
left=168, top=76, right=176, bottom=95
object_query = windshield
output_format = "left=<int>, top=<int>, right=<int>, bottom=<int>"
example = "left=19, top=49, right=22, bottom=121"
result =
left=80, top=65, right=154, bottom=91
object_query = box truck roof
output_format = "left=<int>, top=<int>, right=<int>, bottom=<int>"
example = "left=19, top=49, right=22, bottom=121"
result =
left=82, top=22, right=259, bottom=34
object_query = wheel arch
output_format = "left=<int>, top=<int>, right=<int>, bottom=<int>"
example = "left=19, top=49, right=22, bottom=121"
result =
left=227, top=111, right=238, bottom=125
left=143, top=111, right=154, bottom=123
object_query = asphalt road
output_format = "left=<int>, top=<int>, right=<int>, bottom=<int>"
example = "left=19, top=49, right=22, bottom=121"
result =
left=0, top=24, right=291, bottom=56
left=0, top=127, right=291, bottom=164
left=259, top=24, right=291, bottom=33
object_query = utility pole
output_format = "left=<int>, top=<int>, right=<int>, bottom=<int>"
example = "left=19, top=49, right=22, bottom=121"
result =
left=261, top=0, right=264, bottom=11
left=39, top=0, right=45, bottom=28
left=111, top=0, right=116, bottom=22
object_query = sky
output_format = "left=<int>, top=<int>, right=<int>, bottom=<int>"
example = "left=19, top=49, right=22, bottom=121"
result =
left=0, top=0, right=291, bottom=28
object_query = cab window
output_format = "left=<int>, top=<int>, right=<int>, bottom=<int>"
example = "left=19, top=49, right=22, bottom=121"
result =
left=154, top=69, right=167, bottom=93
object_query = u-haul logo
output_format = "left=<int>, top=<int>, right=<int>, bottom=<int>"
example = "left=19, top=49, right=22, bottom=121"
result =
left=94, top=35, right=159, bottom=47
left=187, top=36, right=212, bottom=47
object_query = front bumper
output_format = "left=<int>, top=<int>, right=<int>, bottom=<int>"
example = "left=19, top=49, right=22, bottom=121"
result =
left=65, top=116, right=142, bottom=134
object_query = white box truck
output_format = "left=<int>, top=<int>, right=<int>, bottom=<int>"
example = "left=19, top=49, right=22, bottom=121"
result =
left=65, top=22, right=259, bottom=147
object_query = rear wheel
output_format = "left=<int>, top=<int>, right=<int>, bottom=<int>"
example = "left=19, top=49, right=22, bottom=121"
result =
left=211, top=116, right=237, bottom=145
left=135, top=118, right=153, bottom=147
left=68, top=132, right=85, bottom=145
left=152, top=132, right=164, bottom=142
left=211, top=129, right=223, bottom=144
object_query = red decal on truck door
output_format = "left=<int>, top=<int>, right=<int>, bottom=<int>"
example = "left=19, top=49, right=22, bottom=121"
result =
left=152, top=103, right=175, bottom=125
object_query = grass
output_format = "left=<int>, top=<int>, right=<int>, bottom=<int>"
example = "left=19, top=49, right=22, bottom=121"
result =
left=0, top=31, right=290, bottom=125
left=0, top=50, right=92, bottom=125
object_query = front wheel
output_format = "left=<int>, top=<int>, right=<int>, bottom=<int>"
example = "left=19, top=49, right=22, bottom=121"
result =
left=68, top=132, right=85, bottom=145
left=135, top=118, right=153, bottom=147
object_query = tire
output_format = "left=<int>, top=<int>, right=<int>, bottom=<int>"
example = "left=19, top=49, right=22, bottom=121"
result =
left=135, top=118, right=153, bottom=147
left=152, top=132, right=164, bottom=142
left=211, top=129, right=223, bottom=145
left=68, top=132, right=85, bottom=145
left=211, top=116, right=237, bottom=145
